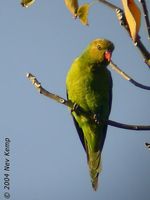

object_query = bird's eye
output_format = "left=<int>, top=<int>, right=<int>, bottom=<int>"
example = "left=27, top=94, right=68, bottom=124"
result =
left=97, top=45, right=102, bottom=50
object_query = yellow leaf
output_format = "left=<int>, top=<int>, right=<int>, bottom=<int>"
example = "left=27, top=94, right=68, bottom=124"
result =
left=122, top=0, right=141, bottom=41
left=64, top=0, right=79, bottom=18
left=21, top=0, right=35, bottom=8
left=77, top=3, right=90, bottom=26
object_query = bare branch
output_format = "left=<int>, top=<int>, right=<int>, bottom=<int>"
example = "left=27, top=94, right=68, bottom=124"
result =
left=26, top=73, right=72, bottom=107
left=109, top=61, right=131, bottom=81
left=109, top=61, right=150, bottom=90
left=108, top=120, right=150, bottom=130
left=26, top=73, right=150, bottom=131
left=139, top=0, right=150, bottom=40
left=134, top=37, right=150, bottom=67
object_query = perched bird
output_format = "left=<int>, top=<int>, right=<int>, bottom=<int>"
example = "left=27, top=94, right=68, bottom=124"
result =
left=66, top=38, right=114, bottom=191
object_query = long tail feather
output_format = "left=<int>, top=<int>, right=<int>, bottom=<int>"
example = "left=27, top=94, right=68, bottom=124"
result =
left=87, top=150, right=101, bottom=191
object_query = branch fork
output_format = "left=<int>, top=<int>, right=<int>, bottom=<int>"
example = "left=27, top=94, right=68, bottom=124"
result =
left=98, top=0, right=150, bottom=68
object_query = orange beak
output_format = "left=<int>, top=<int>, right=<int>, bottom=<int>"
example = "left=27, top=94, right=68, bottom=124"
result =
left=104, top=50, right=112, bottom=62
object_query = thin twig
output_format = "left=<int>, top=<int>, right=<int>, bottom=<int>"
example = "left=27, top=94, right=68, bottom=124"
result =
left=26, top=73, right=150, bottom=131
left=145, top=142, right=150, bottom=150
left=109, top=61, right=150, bottom=90
left=26, top=73, right=73, bottom=108
left=139, top=0, right=150, bottom=40
left=134, top=37, right=150, bottom=67
left=98, top=0, right=119, bottom=10
left=108, top=120, right=150, bottom=130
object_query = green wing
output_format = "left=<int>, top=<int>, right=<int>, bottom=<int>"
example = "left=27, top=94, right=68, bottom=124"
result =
left=67, top=69, right=112, bottom=153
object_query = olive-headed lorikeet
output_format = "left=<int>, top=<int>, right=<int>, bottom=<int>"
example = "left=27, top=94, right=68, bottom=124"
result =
left=66, top=38, right=114, bottom=190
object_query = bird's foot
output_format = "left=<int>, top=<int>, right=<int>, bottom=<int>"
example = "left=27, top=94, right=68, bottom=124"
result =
left=71, top=103, right=80, bottom=113
left=93, top=114, right=101, bottom=125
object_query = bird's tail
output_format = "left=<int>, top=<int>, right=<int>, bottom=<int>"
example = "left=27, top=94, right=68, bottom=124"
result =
left=87, top=150, right=101, bottom=191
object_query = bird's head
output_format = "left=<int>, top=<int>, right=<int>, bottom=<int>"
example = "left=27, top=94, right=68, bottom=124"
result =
left=83, top=38, right=114, bottom=66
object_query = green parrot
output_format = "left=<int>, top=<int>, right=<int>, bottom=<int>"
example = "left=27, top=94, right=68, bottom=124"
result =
left=66, top=38, right=114, bottom=191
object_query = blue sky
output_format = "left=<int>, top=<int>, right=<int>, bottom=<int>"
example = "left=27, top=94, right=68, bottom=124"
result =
left=0, top=1, right=150, bottom=200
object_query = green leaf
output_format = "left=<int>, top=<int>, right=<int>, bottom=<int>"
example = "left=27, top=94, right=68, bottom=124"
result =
left=64, top=0, right=79, bottom=18
left=21, top=0, right=35, bottom=8
left=77, top=3, right=90, bottom=26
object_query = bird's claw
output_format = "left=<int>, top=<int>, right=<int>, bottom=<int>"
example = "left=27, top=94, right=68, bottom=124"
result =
left=71, top=103, right=79, bottom=113
left=93, top=114, right=101, bottom=125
